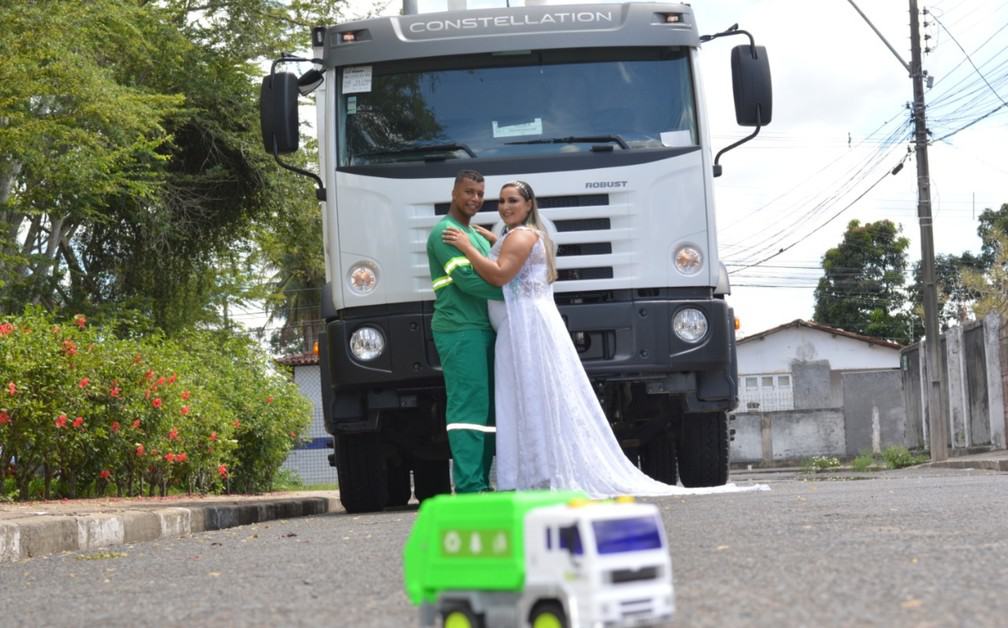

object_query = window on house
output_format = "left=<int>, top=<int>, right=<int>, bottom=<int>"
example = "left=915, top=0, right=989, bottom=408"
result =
left=778, top=375, right=791, bottom=387
left=762, top=376, right=775, bottom=388
left=745, top=377, right=758, bottom=389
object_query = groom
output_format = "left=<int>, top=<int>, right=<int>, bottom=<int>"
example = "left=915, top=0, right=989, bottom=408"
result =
left=427, top=169, right=503, bottom=493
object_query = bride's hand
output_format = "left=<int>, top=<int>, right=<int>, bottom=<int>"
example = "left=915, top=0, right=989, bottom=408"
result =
left=443, top=227, right=474, bottom=252
left=472, top=224, right=497, bottom=244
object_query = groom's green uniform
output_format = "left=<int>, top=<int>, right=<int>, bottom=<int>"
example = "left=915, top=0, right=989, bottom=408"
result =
left=427, top=216, right=503, bottom=493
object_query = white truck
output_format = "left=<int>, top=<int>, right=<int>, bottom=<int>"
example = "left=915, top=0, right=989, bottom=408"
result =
left=403, top=491, right=675, bottom=628
left=259, top=0, right=772, bottom=513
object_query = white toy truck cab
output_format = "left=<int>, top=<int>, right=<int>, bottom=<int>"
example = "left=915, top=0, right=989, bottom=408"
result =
left=259, top=1, right=772, bottom=513
left=403, top=491, right=675, bottom=628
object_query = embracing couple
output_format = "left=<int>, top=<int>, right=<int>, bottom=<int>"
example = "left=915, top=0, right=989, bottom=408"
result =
left=428, top=170, right=751, bottom=499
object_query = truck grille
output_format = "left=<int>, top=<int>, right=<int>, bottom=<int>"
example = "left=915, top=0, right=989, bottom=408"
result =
left=609, top=565, right=659, bottom=584
left=432, top=193, right=617, bottom=285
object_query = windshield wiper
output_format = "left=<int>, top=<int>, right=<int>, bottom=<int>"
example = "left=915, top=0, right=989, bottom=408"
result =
left=506, top=135, right=630, bottom=150
left=357, top=142, right=477, bottom=160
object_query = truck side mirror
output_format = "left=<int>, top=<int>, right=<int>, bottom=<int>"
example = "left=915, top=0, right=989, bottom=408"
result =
left=260, top=72, right=300, bottom=155
left=730, top=45, right=772, bottom=127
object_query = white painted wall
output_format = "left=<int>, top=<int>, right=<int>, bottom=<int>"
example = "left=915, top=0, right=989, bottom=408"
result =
left=738, top=326, right=901, bottom=375
left=281, top=364, right=339, bottom=485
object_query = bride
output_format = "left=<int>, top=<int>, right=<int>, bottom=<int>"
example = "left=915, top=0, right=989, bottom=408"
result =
left=443, top=180, right=763, bottom=498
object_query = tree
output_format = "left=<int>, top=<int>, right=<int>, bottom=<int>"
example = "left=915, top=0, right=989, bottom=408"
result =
left=813, top=219, right=914, bottom=343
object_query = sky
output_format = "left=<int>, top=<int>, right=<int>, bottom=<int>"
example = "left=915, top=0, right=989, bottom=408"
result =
left=251, top=0, right=1008, bottom=343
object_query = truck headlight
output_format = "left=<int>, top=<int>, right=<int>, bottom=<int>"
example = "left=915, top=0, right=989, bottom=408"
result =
left=674, top=246, right=703, bottom=275
left=673, top=308, right=708, bottom=343
left=349, top=326, right=385, bottom=361
left=347, top=262, right=378, bottom=296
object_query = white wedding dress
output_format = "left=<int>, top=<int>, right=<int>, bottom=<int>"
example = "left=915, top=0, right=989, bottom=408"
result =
left=488, top=228, right=766, bottom=498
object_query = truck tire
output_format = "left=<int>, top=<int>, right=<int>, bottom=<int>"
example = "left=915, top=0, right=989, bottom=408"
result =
left=529, top=601, right=567, bottom=628
left=386, top=458, right=412, bottom=507
left=334, top=432, right=388, bottom=513
left=677, top=411, right=729, bottom=488
left=412, top=458, right=451, bottom=502
left=640, top=429, right=678, bottom=485
left=441, top=604, right=483, bottom=628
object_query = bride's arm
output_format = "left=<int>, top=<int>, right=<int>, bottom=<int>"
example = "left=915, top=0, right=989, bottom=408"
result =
left=443, top=228, right=536, bottom=287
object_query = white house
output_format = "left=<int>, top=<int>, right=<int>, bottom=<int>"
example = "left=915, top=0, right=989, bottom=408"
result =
left=275, top=351, right=338, bottom=485
left=736, top=319, right=903, bottom=412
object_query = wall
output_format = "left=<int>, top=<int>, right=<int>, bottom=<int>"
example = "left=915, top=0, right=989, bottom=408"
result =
left=842, top=370, right=906, bottom=456
left=730, top=409, right=846, bottom=464
left=737, top=326, right=900, bottom=373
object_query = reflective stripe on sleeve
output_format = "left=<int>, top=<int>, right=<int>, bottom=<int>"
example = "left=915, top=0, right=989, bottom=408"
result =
left=444, top=256, right=472, bottom=275
left=432, top=275, right=453, bottom=290
left=446, top=422, right=497, bottom=433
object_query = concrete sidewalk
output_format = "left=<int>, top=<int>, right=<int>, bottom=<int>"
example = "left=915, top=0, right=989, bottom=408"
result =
left=0, top=490, right=343, bottom=563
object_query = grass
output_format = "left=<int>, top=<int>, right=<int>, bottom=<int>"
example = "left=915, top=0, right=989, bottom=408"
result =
left=800, top=455, right=841, bottom=473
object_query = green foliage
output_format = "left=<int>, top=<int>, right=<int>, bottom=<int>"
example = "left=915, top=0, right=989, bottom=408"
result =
left=851, top=451, right=881, bottom=472
left=813, top=220, right=914, bottom=344
left=880, top=446, right=927, bottom=469
left=800, top=455, right=841, bottom=473
left=0, top=308, right=310, bottom=500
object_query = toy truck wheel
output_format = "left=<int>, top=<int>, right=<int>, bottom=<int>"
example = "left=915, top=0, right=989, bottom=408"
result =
left=529, top=601, right=567, bottom=628
left=334, top=432, right=388, bottom=513
left=677, top=411, right=729, bottom=487
left=441, top=604, right=483, bottom=628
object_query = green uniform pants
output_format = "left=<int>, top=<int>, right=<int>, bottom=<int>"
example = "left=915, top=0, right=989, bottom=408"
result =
left=433, top=329, right=495, bottom=493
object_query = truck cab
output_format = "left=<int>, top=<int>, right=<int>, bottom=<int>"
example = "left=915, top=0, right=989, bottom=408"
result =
left=259, top=0, right=772, bottom=513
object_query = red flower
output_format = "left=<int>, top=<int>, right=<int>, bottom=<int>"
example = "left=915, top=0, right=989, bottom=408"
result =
left=72, top=416, right=84, bottom=429
left=0, top=322, right=14, bottom=336
left=209, top=431, right=218, bottom=442
left=168, top=427, right=178, bottom=441
left=164, top=452, right=176, bottom=463
left=181, top=390, right=191, bottom=401
left=266, top=395, right=273, bottom=404
left=232, top=419, right=241, bottom=429
left=109, top=385, right=121, bottom=398
left=151, top=398, right=162, bottom=409
left=6, top=381, right=15, bottom=397
left=156, top=376, right=166, bottom=386
left=78, top=377, right=90, bottom=389
left=145, top=370, right=155, bottom=381
left=217, top=464, right=229, bottom=478
left=135, top=443, right=145, bottom=457
left=133, top=353, right=143, bottom=364
left=290, top=431, right=297, bottom=439
left=0, top=410, right=10, bottom=425
left=180, top=405, right=190, bottom=416
left=176, top=452, right=188, bottom=463
left=63, top=339, right=78, bottom=356
left=99, top=469, right=111, bottom=480
left=55, top=414, right=68, bottom=429
left=111, top=421, right=121, bottom=433
left=74, top=314, right=87, bottom=329
left=167, top=373, right=177, bottom=385
left=131, top=418, right=141, bottom=430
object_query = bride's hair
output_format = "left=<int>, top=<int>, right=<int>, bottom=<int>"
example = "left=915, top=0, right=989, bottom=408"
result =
left=502, top=181, right=557, bottom=283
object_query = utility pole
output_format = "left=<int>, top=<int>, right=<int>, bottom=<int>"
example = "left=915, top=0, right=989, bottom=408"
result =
left=849, top=0, right=948, bottom=460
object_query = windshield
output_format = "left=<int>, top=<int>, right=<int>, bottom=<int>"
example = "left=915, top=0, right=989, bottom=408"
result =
left=592, top=516, right=663, bottom=554
left=339, top=48, right=696, bottom=166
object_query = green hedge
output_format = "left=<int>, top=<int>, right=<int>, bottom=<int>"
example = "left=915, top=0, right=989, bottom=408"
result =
left=0, top=307, right=310, bottom=500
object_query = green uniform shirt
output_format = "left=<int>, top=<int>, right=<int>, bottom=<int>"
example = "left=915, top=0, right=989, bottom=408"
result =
left=427, top=216, right=503, bottom=333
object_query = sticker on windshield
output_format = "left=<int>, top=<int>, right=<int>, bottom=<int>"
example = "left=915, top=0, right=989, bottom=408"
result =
left=660, top=130, right=693, bottom=148
left=346, top=96, right=357, bottom=115
left=343, top=66, right=372, bottom=94
left=492, top=118, right=543, bottom=138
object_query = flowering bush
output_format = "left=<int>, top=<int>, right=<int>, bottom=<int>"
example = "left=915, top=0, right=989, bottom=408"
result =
left=0, top=307, right=310, bottom=500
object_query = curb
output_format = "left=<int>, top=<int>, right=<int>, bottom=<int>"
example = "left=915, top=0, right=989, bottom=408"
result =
left=0, top=495, right=342, bottom=563
left=919, top=458, right=1008, bottom=472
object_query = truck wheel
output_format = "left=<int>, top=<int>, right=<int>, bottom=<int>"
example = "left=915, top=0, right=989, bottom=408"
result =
left=529, top=601, right=567, bottom=628
left=640, top=429, right=678, bottom=485
left=441, top=605, right=483, bottom=628
left=677, top=411, right=729, bottom=488
left=386, top=458, right=412, bottom=507
left=334, top=432, right=388, bottom=513
left=412, top=458, right=451, bottom=502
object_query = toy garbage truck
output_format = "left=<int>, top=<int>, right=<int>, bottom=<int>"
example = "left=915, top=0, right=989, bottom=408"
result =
left=403, top=491, right=675, bottom=628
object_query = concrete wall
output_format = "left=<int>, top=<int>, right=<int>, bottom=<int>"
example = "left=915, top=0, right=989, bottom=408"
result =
left=792, top=360, right=833, bottom=410
left=730, top=409, right=846, bottom=464
left=842, top=370, right=906, bottom=456
left=738, top=326, right=900, bottom=373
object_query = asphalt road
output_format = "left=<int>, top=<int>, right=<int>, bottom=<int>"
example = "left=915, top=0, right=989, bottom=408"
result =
left=1, top=467, right=1006, bottom=627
